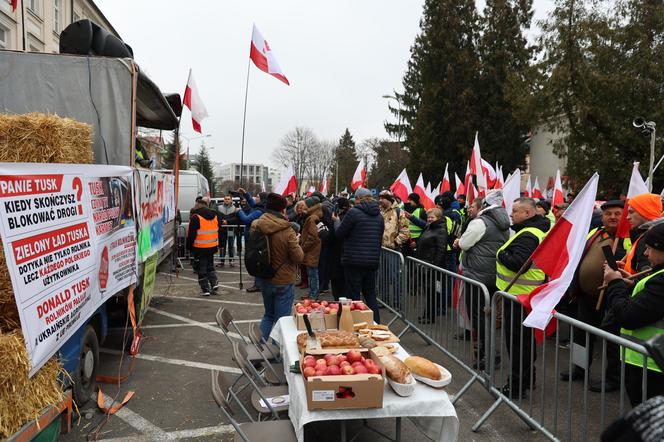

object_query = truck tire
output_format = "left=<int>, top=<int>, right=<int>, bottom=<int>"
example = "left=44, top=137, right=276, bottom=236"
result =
left=72, top=325, right=99, bottom=406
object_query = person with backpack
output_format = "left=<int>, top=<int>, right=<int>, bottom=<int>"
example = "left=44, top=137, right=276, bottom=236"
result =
left=236, top=189, right=267, bottom=293
left=248, top=193, right=304, bottom=340
left=186, top=196, right=223, bottom=296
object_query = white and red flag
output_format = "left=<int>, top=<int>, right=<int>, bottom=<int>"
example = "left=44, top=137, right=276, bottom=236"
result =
left=440, top=164, right=451, bottom=193
left=428, top=181, right=439, bottom=202
left=182, top=69, right=209, bottom=133
left=469, top=133, right=488, bottom=195
left=250, top=24, right=290, bottom=85
left=494, top=165, right=504, bottom=189
left=274, top=164, right=297, bottom=196
left=502, top=169, right=521, bottom=216
left=10, top=0, right=17, bottom=11
left=390, top=168, right=412, bottom=202
left=524, top=176, right=532, bottom=198
left=481, top=159, right=497, bottom=188
left=320, top=171, right=329, bottom=195
left=519, top=173, right=599, bottom=334
left=552, top=170, right=565, bottom=209
left=615, top=162, right=649, bottom=238
left=306, top=186, right=315, bottom=196
left=532, top=177, right=544, bottom=199
left=454, top=172, right=465, bottom=198
left=414, top=173, right=435, bottom=209
left=467, top=182, right=477, bottom=207
left=351, top=159, right=367, bottom=191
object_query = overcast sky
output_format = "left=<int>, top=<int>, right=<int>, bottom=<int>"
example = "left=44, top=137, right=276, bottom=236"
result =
left=96, top=0, right=554, bottom=168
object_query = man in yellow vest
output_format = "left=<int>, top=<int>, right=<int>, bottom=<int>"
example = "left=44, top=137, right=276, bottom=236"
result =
left=186, top=196, right=223, bottom=296
left=495, top=197, right=549, bottom=398
left=604, top=222, right=664, bottom=406
left=403, top=192, right=428, bottom=255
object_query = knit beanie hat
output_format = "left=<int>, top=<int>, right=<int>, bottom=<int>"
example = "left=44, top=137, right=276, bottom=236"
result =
left=305, top=196, right=321, bottom=208
left=258, top=192, right=269, bottom=202
left=266, top=193, right=287, bottom=212
left=355, top=188, right=372, bottom=199
left=644, top=222, right=664, bottom=251
left=629, top=193, right=663, bottom=221
left=408, top=192, right=420, bottom=204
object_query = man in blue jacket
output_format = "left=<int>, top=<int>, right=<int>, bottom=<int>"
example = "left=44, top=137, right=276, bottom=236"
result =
left=236, top=188, right=266, bottom=293
left=334, top=187, right=385, bottom=323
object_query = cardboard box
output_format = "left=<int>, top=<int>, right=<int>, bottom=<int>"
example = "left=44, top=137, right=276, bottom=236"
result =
left=300, top=349, right=385, bottom=410
left=293, top=311, right=338, bottom=330
left=351, top=309, right=374, bottom=324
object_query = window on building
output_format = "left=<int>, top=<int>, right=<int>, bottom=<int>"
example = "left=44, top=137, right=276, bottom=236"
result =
left=0, top=26, right=8, bottom=49
left=28, top=0, right=39, bottom=16
left=53, top=0, right=61, bottom=33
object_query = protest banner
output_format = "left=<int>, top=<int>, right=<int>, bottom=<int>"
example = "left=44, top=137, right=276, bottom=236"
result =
left=134, top=170, right=174, bottom=262
left=0, top=163, right=137, bottom=375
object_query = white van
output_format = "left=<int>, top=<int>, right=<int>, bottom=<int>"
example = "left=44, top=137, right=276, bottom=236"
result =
left=156, top=169, right=210, bottom=224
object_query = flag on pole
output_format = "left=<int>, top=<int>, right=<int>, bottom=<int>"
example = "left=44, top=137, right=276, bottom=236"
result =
left=502, top=169, right=521, bottom=216
left=250, top=24, right=290, bottom=85
left=274, top=164, right=297, bottom=196
left=469, top=132, right=488, bottom=195
left=261, top=180, right=266, bottom=192
left=524, top=176, right=532, bottom=198
left=182, top=69, right=209, bottom=133
left=552, top=170, right=565, bottom=209
left=440, top=164, right=451, bottom=193
left=10, top=0, right=17, bottom=11
left=481, top=159, right=497, bottom=188
left=320, top=171, right=329, bottom=195
left=429, top=182, right=439, bottom=202
left=425, top=181, right=432, bottom=196
left=495, top=165, right=505, bottom=189
left=454, top=172, right=465, bottom=198
left=616, top=162, right=649, bottom=238
left=414, top=173, right=435, bottom=209
left=390, top=168, right=412, bottom=202
left=532, top=177, right=544, bottom=199
left=519, top=173, right=599, bottom=333
left=306, top=186, right=315, bottom=196
left=464, top=162, right=474, bottom=205
left=351, top=159, right=366, bottom=191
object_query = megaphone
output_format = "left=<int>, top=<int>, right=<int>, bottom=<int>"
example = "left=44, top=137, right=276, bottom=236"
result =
left=633, top=117, right=646, bottom=128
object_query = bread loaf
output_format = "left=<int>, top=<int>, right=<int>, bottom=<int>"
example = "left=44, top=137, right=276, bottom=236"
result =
left=378, top=354, right=412, bottom=384
left=404, top=356, right=441, bottom=380
left=296, top=331, right=359, bottom=350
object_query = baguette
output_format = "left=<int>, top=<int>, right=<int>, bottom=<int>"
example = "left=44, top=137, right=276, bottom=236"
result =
left=353, top=322, right=368, bottom=331
left=404, top=356, right=441, bottom=380
left=368, top=324, right=389, bottom=331
left=378, top=354, right=412, bottom=384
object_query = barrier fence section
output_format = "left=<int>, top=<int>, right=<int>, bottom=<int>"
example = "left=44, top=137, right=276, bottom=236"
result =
left=376, top=248, right=493, bottom=403
left=177, top=224, right=245, bottom=263
left=472, top=290, right=654, bottom=442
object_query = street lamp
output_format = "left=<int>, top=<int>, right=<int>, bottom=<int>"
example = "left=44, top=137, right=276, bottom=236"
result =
left=382, top=94, right=403, bottom=143
left=180, top=134, right=211, bottom=169
left=633, top=117, right=656, bottom=191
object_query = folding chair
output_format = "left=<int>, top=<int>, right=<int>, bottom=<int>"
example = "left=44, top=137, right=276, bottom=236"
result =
left=247, top=323, right=287, bottom=386
left=216, top=308, right=278, bottom=362
left=211, top=370, right=297, bottom=442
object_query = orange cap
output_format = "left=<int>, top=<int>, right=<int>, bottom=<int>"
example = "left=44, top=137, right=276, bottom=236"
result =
left=629, top=193, right=663, bottom=221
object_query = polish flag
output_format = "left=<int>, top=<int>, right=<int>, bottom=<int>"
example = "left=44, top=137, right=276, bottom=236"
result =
left=274, top=164, right=297, bottom=196
left=502, top=169, right=521, bottom=216
left=428, top=182, right=439, bottom=202
left=425, top=181, right=432, bottom=196
left=469, top=133, right=488, bottom=195
left=351, top=159, right=366, bottom=191
left=306, top=186, right=315, bottom=196
left=552, top=170, right=565, bottom=209
left=440, top=164, right=451, bottom=193
left=524, top=176, right=532, bottom=198
left=390, top=168, right=412, bottom=202
left=467, top=182, right=477, bottom=207
left=616, top=162, right=649, bottom=238
left=481, top=159, right=497, bottom=188
left=182, top=69, right=209, bottom=133
left=454, top=172, right=465, bottom=198
left=414, top=173, right=435, bottom=209
left=464, top=162, right=474, bottom=205
left=494, top=165, right=505, bottom=189
left=320, top=171, right=329, bottom=195
left=250, top=24, right=290, bottom=85
left=519, top=173, right=599, bottom=333
left=10, top=0, right=17, bottom=11
left=532, top=177, right=544, bottom=199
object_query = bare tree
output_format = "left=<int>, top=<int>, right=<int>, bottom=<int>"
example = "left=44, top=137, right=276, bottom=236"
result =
left=272, top=127, right=319, bottom=187
left=306, top=139, right=336, bottom=189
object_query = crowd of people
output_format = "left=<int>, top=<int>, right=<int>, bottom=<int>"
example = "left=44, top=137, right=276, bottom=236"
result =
left=185, top=184, right=664, bottom=409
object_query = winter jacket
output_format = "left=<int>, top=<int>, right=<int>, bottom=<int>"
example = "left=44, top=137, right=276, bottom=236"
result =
left=461, top=206, right=510, bottom=288
left=335, top=200, right=385, bottom=269
left=606, top=264, right=664, bottom=330
left=381, top=202, right=410, bottom=249
left=329, top=208, right=349, bottom=279
left=300, top=204, right=323, bottom=267
left=497, top=214, right=550, bottom=272
left=415, top=219, right=448, bottom=268
left=186, top=207, right=223, bottom=255
left=217, top=203, right=240, bottom=243
left=251, top=210, right=304, bottom=285
left=237, top=192, right=265, bottom=241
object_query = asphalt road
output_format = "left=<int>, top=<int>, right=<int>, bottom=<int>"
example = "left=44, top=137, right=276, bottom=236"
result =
left=58, top=257, right=622, bottom=441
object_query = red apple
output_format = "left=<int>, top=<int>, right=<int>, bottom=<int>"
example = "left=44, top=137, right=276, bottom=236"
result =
left=337, top=355, right=347, bottom=363
left=295, top=302, right=303, bottom=308
left=353, top=365, right=368, bottom=374
left=327, top=365, right=341, bottom=375
left=311, top=302, right=320, bottom=309
left=338, top=387, right=347, bottom=394
left=297, top=307, right=307, bottom=314
left=355, top=302, right=367, bottom=311
left=315, top=358, right=327, bottom=367
left=303, top=367, right=316, bottom=378
left=314, top=369, right=327, bottom=377
left=342, top=391, right=355, bottom=399
left=363, top=359, right=375, bottom=368
left=341, top=365, right=355, bottom=375
left=324, top=307, right=331, bottom=314
left=367, top=365, right=381, bottom=375
left=339, top=361, right=350, bottom=368
left=303, top=299, right=312, bottom=307
left=327, top=356, right=340, bottom=366
left=347, top=350, right=362, bottom=363
left=321, top=300, right=329, bottom=307
left=350, top=303, right=356, bottom=311
left=323, top=353, right=335, bottom=362
left=303, top=359, right=316, bottom=369
left=351, top=361, right=364, bottom=370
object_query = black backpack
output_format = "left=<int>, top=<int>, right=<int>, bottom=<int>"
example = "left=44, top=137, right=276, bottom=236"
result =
left=244, top=229, right=277, bottom=278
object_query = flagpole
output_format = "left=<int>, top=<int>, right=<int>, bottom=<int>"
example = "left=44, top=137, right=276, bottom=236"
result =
left=239, top=57, right=251, bottom=188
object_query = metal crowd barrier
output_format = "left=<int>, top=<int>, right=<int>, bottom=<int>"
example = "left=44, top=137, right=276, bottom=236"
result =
left=376, top=248, right=493, bottom=403
left=472, top=290, right=654, bottom=441
left=177, top=224, right=245, bottom=263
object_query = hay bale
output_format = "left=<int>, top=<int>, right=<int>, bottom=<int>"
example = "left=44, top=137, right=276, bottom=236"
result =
left=0, top=331, right=65, bottom=438
left=0, top=113, right=93, bottom=164
left=0, top=245, right=20, bottom=332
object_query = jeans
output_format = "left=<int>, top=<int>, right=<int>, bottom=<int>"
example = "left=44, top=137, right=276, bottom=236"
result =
left=345, top=267, right=380, bottom=323
left=220, top=234, right=235, bottom=264
left=260, top=283, right=295, bottom=341
left=308, top=267, right=320, bottom=299
left=195, top=253, right=217, bottom=293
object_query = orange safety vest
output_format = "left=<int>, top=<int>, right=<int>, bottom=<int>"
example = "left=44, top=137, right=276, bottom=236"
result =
left=624, top=235, right=642, bottom=275
left=193, top=215, right=219, bottom=249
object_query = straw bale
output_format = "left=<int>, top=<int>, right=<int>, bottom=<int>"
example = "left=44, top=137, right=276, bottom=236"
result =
left=0, top=112, right=93, bottom=164
left=0, top=331, right=65, bottom=438
left=0, top=245, right=19, bottom=332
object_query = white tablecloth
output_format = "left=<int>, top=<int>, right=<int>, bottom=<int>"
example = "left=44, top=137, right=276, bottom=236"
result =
left=270, top=317, right=459, bottom=442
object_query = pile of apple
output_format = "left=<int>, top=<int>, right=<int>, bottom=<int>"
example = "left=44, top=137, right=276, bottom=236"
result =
left=301, top=350, right=382, bottom=378
left=294, top=299, right=369, bottom=315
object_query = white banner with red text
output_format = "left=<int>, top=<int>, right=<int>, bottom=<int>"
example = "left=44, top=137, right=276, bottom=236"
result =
left=0, top=163, right=137, bottom=376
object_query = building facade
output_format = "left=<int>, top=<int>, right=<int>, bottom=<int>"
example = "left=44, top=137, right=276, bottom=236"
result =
left=0, top=0, right=118, bottom=53
left=216, top=163, right=273, bottom=188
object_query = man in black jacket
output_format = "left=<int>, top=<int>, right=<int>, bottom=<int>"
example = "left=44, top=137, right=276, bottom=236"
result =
left=187, top=197, right=223, bottom=296
left=335, top=188, right=385, bottom=323
left=496, top=197, right=550, bottom=397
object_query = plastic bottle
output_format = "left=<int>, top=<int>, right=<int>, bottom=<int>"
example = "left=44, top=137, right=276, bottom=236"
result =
left=338, top=298, right=354, bottom=333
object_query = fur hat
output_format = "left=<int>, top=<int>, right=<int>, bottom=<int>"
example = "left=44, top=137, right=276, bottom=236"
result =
left=266, top=193, right=287, bottom=212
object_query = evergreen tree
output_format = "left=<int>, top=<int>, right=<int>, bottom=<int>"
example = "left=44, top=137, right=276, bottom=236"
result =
left=194, top=146, right=217, bottom=197
left=162, top=133, right=186, bottom=170
left=477, top=0, right=536, bottom=171
left=368, top=141, right=410, bottom=190
left=331, top=129, right=358, bottom=193
left=389, top=0, right=482, bottom=182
